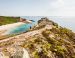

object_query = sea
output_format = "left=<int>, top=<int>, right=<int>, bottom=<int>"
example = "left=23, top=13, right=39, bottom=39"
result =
left=8, top=16, right=75, bottom=35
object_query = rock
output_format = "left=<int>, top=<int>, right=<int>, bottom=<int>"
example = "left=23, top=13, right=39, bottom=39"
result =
left=38, top=17, right=58, bottom=27
left=0, top=17, right=75, bottom=58
left=0, top=46, right=30, bottom=58
left=23, top=48, right=30, bottom=58
left=0, top=52, right=10, bottom=58
left=38, top=17, right=53, bottom=27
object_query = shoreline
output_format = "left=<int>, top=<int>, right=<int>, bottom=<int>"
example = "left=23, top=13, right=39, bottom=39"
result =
left=0, top=22, right=25, bottom=35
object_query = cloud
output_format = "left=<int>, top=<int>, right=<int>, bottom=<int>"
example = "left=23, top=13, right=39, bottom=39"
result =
left=50, top=0, right=64, bottom=8
left=0, top=0, right=75, bottom=16
left=44, top=0, right=75, bottom=16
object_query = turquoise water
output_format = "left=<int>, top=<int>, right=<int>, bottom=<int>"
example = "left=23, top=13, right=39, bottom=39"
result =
left=9, top=24, right=31, bottom=34
left=9, top=16, right=41, bottom=35
left=8, top=16, right=75, bottom=35
left=9, top=21, right=36, bottom=35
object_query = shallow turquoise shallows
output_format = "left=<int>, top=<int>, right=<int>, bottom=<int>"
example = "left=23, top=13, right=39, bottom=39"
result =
left=8, top=21, right=36, bottom=35
left=7, top=16, right=75, bottom=35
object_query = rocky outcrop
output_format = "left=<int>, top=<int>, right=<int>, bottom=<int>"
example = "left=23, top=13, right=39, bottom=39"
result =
left=0, top=46, right=30, bottom=58
left=20, top=18, right=33, bottom=23
left=38, top=17, right=58, bottom=27
left=22, top=18, right=75, bottom=58
left=0, top=17, right=75, bottom=58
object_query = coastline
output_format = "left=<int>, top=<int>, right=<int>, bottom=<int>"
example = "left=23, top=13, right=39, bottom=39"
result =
left=0, top=22, right=25, bottom=35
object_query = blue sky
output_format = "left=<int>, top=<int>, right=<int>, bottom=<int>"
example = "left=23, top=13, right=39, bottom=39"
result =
left=0, top=0, right=75, bottom=31
left=0, top=0, right=50, bottom=16
left=0, top=0, right=75, bottom=16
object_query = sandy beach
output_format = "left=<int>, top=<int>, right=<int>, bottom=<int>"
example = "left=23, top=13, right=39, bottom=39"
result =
left=0, top=22, right=25, bottom=35
left=0, top=22, right=25, bottom=30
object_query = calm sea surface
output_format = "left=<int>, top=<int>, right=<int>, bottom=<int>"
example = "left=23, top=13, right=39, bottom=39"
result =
left=8, top=16, right=75, bottom=35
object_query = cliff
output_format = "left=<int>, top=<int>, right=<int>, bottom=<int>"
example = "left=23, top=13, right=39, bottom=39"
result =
left=22, top=18, right=75, bottom=58
left=0, top=17, right=75, bottom=58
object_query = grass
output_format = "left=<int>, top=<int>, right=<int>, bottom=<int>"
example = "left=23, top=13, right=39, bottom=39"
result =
left=0, top=16, right=20, bottom=26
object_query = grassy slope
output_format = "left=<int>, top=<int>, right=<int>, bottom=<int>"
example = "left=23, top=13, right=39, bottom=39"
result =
left=0, top=16, right=20, bottom=26
left=22, top=18, right=75, bottom=58
left=0, top=18, right=75, bottom=58
left=23, top=27, right=75, bottom=58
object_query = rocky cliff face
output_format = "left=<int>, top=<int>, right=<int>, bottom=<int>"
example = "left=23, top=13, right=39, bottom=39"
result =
left=0, top=17, right=75, bottom=58
left=38, top=17, right=58, bottom=27
left=23, top=18, right=75, bottom=58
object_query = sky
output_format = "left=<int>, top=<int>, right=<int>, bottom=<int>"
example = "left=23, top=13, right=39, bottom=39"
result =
left=0, top=0, right=75, bottom=16
left=0, top=0, right=75, bottom=31
left=22, top=16, right=75, bottom=32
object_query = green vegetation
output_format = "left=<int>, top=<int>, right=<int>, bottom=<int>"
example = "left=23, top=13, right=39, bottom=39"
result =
left=22, top=27, right=75, bottom=58
left=0, top=16, right=20, bottom=25
left=0, top=17, right=75, bottom=58
left=21, top=18, right=75, bottom=58
left=0, top=40, right=14, bottom=47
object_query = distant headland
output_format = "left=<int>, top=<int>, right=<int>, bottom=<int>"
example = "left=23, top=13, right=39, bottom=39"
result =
left=0, top=16, right=34, bottom=26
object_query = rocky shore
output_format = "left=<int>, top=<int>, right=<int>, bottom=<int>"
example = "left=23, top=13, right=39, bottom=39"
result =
left=0, top=17, right=75, bottom=58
